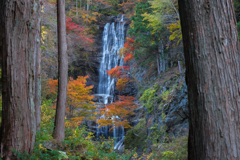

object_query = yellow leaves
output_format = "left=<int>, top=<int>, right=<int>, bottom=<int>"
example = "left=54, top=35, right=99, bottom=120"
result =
left=41, top=6, right=44, bottom=13
left=132, top=152, right=138, bottom=159
left=142, top=12, right=162, bottom=34
left=116, top=78, right=129, bottom=92
left=81, top=13, right=97, bottom=23
left=168, top=20, right=182, bottom=45
left=67, top=8, right=98, bottom=24
left=67, top=76, right=95, bottom=105
left=92, top=12, right=101, bottom=17
left=41, top=26, right=48, bottom=44
left=118, top=47, right=127, bottom=58
left=39, top=144, right=47, bottom=151
left=47, top=76, right=97, bottom=129
left=142, top=0, right=180, bottom=38
left=65, top=116, right=84, bottom=128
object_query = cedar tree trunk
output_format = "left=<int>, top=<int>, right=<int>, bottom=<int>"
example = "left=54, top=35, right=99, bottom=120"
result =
left=179, top=0, right=240, bottom=159
left=0, top=0, right=41, bottom=159
left=53, top=0, right=68, bottom=142
left=36, top=41, right=41, bottom=131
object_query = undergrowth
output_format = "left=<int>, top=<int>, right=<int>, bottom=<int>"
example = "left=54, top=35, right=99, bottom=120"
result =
left=149, top=135, right=188, bottom=160
left=15, top=99, right=133, bottom=160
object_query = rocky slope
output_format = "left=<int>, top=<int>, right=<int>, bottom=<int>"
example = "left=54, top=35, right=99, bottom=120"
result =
left=124, top=66, right=189, bottom=155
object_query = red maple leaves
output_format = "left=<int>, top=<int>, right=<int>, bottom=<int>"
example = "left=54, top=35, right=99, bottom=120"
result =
left=66, top=17, right=94, bottom=46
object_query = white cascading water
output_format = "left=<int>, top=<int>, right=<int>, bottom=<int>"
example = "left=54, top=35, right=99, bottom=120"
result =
left=96, top=15, right=126, bottom=150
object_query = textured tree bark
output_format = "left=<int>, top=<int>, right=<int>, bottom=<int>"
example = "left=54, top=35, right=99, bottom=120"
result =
left=36, top=43, right=42, bottom=131
left=179, top=0, right=240, bottom=159
left=0, top=0, right=41, bottom=159
left=53, top=0, right=68, bottom=142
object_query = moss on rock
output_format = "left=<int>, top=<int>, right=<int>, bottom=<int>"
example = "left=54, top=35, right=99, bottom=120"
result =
left=124, top=119, right=148, bottom=150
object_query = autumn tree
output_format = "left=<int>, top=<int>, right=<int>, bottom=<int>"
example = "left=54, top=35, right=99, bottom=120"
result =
left=97, top=96, right=137, bottom=129
left=48, top=76, right=96, bottom=128
left=66, top=76, right=96, bottom=127
left=0, top=0, right=41, bottom=158
left=179, top=0, right=240, bottom=159
left=53, top=0, right=68, bottom=142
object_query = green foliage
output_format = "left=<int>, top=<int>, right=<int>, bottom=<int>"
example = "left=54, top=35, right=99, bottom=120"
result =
left=150, top=135, right=188, bottom=160
left=234, top=0, right=240, bottom=39
left=161, top=90, right=170, bottom=102
left=14, top=99, right=133, bottom=160
left=140, top=88, right=156, bottom=113
left=124, top=119, right=147, bottom=150
left=148, top=123, right=167, bottom=145
left=142, top=0, right=182, bottom=46
left=98, top=8, right=120, bottom=16
left=128, top=2, right=160, bottom=68
left=237, top=21, right=240, bottom=40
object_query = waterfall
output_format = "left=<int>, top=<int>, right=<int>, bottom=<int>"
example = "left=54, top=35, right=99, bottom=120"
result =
left=96, top=15, right=126, bottom=150
left=98, top=16, right=126, bottom=100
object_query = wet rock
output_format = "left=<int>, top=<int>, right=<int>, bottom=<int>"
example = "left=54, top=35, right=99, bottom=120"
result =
left=114, top=81, right=138, bottom=96
left=164, top=81, right=189, bottom=135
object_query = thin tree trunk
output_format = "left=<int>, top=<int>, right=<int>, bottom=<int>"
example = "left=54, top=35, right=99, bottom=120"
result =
left=76, top=0, right=78, bottom=15
left=156, top=53, right=160, bottom=75
left=36, top=24, right=42, bottom=131
left=53, top=0, right=68, bottom=142
left=178, top=61, right=182, bottom=73
left=86, top=0, right=89, bottom=19
left=159, top=41, right=165, bottom=73
left=0, top=0, right=41, bottom=159
left=179, top=0, right=240, bottom=159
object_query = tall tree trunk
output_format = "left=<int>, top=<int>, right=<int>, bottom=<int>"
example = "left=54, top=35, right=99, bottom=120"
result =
left=76, top=0, right=78, bottom=15
left=156, top=53, right=160, bottom=75
left=179, top=0, right=240, bottom=159
left=159, top=41, right=165, bottom=73
left=53, top=0, right=68, bottom=142
left=36, top=47, right=41, bottom=131
left=0, top=0, right=41, bottom=159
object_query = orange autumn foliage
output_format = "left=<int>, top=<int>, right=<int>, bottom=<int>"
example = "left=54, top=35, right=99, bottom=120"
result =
left=97, top=96, right=138, bottom=129
left=47, top=76, right=96, bottom=127
left=116, top=78, right=129, bottom=92
left=119, top=37, right=135, bottom=63
left=67, top=76, right=94, bottom=105
left=47, top=79, right=58, bottom=93
left=123, top=38, right=135, bottom=63
left=106, top=65, right=123, bottom=79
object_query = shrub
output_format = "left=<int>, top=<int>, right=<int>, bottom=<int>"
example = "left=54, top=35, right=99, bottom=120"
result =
left=140, top=88, right=156, bottom=113
left=124, top=119, right=148, bottom=150
left=149, top=135, right=188, bottom=160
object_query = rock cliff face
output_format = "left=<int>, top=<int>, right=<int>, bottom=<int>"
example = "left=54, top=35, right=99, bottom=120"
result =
left=124, top=67, right=189, bottom=153
left=164, top=81, right=188, bottom=135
